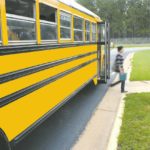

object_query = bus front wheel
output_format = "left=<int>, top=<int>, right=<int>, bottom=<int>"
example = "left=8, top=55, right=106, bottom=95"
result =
left=0, top=129, right=11, bottom=150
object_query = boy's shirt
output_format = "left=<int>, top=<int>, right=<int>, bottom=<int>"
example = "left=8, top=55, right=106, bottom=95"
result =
left=115, top=53, right=124, bottom=72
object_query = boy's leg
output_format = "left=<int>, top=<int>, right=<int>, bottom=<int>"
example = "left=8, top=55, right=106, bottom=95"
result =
left=121, top=80, right=125, bottom=92
left=110, top=81, right=121, bottom=87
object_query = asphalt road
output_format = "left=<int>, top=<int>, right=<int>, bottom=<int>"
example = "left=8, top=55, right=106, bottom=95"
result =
left=15, top=47, right=150, bottom=150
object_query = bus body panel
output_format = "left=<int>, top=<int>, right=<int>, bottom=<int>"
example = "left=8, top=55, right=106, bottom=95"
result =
left=1, top=50, right=97, bottom=98
left=0, top=60, right=97, bottom=141
left=0, top=45, right=97, bottom=74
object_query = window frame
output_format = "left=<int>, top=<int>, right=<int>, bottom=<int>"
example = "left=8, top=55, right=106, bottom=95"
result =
left=6, top=0, right=36, bottom=45
left=74, top=16, right=84, bottom=42
left=60, top=11, right=72, bottom=41
left=39, top=3, right=57, bottom=43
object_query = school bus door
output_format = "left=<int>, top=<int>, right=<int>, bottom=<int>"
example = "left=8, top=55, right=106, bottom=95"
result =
left=97, top=21, right=110, bottom=83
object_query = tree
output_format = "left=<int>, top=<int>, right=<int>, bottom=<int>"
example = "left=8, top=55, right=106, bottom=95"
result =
left=77, top=0, right=150, bottom=38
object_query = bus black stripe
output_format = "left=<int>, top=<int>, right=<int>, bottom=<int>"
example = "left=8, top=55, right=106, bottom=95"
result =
left=0, top=58, right=97, bottom=107
left=0, top=42, right=97, bottom=56
left=0, top=51, right=97, bottom=84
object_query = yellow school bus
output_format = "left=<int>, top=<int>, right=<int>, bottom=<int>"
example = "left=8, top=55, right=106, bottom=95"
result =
left=0, top=0, right=110, bottom=149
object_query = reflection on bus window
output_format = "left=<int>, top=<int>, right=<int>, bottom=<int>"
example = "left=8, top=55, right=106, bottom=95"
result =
left=7, top=18, right=35, bottom=41
left=92, top=23, right=96, bottom=42
left=85, top=21, right=90, bottom=41
left=40, top=24, right=57, bottom=41
left=60, top=12, right=71, bottom=39
left=6, top=0, right=34, bottom=18
left=40, top=3, right=57, bottom=41
left=74, top=17, right=83, bottom=42
left=6, top=0, right=36, bottom=42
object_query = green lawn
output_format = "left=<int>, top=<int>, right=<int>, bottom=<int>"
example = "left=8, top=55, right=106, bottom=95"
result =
left=125, top=44, right=150, bottom=47
left=118, top=93, right=150, bottom=150
left=130, top=50, right=150, bottom=81
left=115, top=44, right=150, bottom=48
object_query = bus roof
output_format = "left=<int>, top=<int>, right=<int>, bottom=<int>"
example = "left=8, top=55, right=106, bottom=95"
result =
left=58, top=0, right=101, bottom=20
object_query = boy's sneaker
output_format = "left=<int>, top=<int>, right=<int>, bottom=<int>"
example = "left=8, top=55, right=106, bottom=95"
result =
left=121, top=91, right=128, bottom=93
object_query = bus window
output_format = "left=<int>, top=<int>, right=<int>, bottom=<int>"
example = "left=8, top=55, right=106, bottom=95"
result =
left=92, top=23, right=96, bottom=42
left=74, top=16, right=83, bottom=42
left=85, top=21, right=90, bottom=42
left=60, top=11, right=71, bottom=40
left=6, top=0, right=36, bottom=42
left=40, top=3, right=57, bottom=42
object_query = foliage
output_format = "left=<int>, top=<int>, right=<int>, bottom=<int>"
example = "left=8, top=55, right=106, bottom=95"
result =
left=118, top=93, right=150, bottom=150
left=130, top=50, right=150, bottom=81
left=77, top=0, right=150, bottom=38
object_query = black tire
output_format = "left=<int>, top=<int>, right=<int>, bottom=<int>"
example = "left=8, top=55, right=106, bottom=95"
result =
left=0, top=129, right=11, bottom=150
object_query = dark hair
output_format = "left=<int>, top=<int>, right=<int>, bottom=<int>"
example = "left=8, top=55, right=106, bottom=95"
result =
left=117, top=46, right=123, bottom=52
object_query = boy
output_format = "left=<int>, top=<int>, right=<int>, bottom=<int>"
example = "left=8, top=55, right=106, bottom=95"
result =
left=111, top=46, right=127, bottom=93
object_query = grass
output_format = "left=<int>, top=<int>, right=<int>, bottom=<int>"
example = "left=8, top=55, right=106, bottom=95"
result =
left=118, top=93, right=150, bottom=150
left=130, top=50, right=150, bottom=81
left=115, top=44, right=150, bottom=48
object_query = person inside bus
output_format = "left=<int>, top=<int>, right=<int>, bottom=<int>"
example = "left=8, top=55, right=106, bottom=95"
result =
left=110, top=46, right=127, bottom=93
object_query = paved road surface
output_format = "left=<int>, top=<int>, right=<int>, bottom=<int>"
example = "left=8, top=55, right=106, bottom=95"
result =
left=15, top=47, right=150, bottom=150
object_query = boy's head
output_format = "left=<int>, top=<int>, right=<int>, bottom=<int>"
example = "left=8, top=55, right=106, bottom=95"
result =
left=117, top=46, right=124, bottom=53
